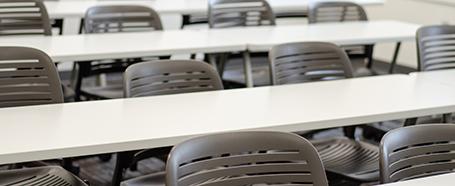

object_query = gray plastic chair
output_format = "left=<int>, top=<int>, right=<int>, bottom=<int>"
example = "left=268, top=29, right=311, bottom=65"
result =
left=0, top=46, right=63, bottom=107
left=0, top=0, right=51, bottom=36
left=74, top=5, right=164, bottom=100
left=124, top=60, right=223, bottom=97
left=269, top=42, right=379, bottom=182
left=118, top=60, right=223, bottom=186
left=308, top=2, right=374, bottom=69
left=416, top=25, right=455, bottom=71
left=308, top=2, right=368, bottom=23
left=269, top=42, right=354, bottom=85
left=380, top=124, right=455, bottom=183
left=208, top=0, right=275, bottom=28
left=0, top=166, right=88, bottom=186
left=84, top=5, right=163, bottom=33
left=165, top=131, right=328, bottom=186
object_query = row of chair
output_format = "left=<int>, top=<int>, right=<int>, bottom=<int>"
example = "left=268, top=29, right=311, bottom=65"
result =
left=0, top=40, right=412, bottom=185
left=123, top=124, right=455, bottom=185
left=2, top=122, right=454, bottom=186
left=0, top=0, right=374, bottom=101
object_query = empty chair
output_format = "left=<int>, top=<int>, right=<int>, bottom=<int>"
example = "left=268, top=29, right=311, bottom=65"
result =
left=269, top=42, right=354, bottom=85
left=308, top=2, right=374, bottom=70
left=84, top=5, right=163, bottom=33
left=308, top=2, right=367, bottom=23
left=208, top=0, right=275, bottom=28
left=74, top=5, right=164, bottom=100
left=0, top=46, right=63, bottom=107
left=380, top=124, right=455, bottom=183
left=118, top=60, right=223, bottom=186
left=417, top=25, right=455, bottom=71
left=0, top=0, right=51, bottom=36
left=165, top=131, right=328, bottom=186
left=269, top=42, right=379, bottom=182
left=124, top=60, right=223, bottom=97
left=0, top=166, right=88, bottom=186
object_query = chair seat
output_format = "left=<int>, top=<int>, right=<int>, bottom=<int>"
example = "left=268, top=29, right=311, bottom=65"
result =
left=312, top=137, right=379, bottom=182
left=121, top=171, right=165, bottom=186
left=81, top=84, right=124, bottom=99
left=0, top=166, right=87, bottom=186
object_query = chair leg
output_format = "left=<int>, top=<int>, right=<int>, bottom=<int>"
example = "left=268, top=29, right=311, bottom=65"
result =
left=343, top=126, right=356, bottom=139
left=442, top=113, right=452, bottom=123
left=404, top=117, right=418, bottom=127
left=62, top=158, right=80, bottom=175
left=112, top=151, right=135, bottom=186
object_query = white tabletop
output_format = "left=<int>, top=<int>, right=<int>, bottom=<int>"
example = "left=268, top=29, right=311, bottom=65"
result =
left=44, top=0, right=385, bottom=19
left=409, top=69, right=455, bottom=87
left=247, top=20, right=419, bottom=52
left=2, top=75, right=455, bottom=164
left=0, top=20, right=418, bottom=62
left=379, top=172, right=455, bottom=186
left=0, top=29, right=247, bottom=61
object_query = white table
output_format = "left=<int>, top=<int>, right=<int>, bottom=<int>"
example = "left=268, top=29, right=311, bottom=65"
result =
left=2, top=75, right=455, bottom=165
left=0, top=20, right=420, bottom=87
left=0, top=29, right=246, bottom=62
left=44, top=0, right=385, bottom=19
left=409, top=69, right=455, bottom=87
left=379, top=172, right=455, bottom=186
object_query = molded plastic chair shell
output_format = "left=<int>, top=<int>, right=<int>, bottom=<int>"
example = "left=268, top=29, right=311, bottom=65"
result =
left=308, top=2, right=368, bottom=24
left=269, top=42, right=379, bottom=182
left=208, top=0, right=276, bottom=28
left=84, top=5, right=163, bottom=33
left=308, top=2, right=373, bottom=67
left=269, top=42, right=354, bottom=85
left=416, top=25, right=455, bottom=71
left=0, top=166, right=88, bottom=186
left=0, top=47, right=63, bottom=107
left=0, top=0, right=52, bottom=36
left=313, top=138, right=379, bottom=181
left=124, top=60, right=223, bottom=98
left=166, top=131, right=329, bottom=186
left=380, top=124, right=455, bottom=183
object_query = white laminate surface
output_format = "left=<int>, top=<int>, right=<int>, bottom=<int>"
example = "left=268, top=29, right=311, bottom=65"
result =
left=379, top=172, right=455, bottom=186
left=44, top=0, right=385, bottom=19
left=247, top=20, right=420, bottom=52
left=0, top=29, right=247, bottom=61
left=0, top=21, right=418, bottom=62
left=409, top=69, right=455, bottom=87
left=1, top=75, right=455, bottom=164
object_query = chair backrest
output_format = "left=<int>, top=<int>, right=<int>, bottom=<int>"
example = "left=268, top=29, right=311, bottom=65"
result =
left=166, top=131, right=329, bottom=186
left=0, top=0, right=52, bottom=36
left=84, top=5, right=163, bottom=33
left=0, top=47, right=63, bottom=107
left=269, top=42, right=354, bottom=85
left=416, top=25, right=455, bottom=71
left=124, top=60, right=223, bottom=98
left=380, top=124, right=455, bottom=183
left=208, top=0, right=275, bottom=28
left=308, top=2, right=368, bottom=24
